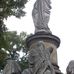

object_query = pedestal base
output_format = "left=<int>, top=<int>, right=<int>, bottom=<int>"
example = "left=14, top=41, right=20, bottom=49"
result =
left=26, top=32, right=60, bottom=48
left=26, top=32, right=62, bottom=74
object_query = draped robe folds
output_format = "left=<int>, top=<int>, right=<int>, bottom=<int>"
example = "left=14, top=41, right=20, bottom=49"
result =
left=28, top=41, right=55, bottom=74
left=32, top=0, right=51, bottom=33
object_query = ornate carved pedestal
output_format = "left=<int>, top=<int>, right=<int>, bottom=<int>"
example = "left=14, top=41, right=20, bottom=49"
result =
left=26, top=32, right=62, bottom=74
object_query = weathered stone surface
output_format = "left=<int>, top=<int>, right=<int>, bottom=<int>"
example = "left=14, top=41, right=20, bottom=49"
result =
left=32, top=0, right=51, bottom=33
left=29, top=41, right=58, bottom=66
left=3, top=60, right=21, bottom=74
left=28, top=41, right=55, bottom=74
left=26, top=33, right=60, bottom=66
left=66, top=60, right=74, bottom=74
left=26, top=33, right=62, bottom=74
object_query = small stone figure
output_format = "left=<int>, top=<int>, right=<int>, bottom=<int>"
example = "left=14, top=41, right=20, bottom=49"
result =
left=28, top=41, right=55, bottom=74
left=66, top=60, right=74, bottom=74
left=32, top=0, right=51, bottom=33
left=3, top=59, right=21, bottom=74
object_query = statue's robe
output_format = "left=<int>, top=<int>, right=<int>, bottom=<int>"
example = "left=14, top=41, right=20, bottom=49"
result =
left=28, top=41, right=55, bottom=74
left=32, top=0, right=51, bottom=33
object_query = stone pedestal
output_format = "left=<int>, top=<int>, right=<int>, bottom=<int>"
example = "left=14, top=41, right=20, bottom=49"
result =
left=26, top=32, right=62, bottom=74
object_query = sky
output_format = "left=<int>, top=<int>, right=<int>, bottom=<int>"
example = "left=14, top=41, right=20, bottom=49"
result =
left=5, top=0, right=74, bottom=73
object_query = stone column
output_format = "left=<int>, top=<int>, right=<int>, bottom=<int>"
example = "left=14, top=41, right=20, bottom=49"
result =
left=26, top=32, right=62, bottom=74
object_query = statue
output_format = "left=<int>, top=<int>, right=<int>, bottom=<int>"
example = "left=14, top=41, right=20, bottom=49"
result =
left=32, top=0, right=52, bottom=33
left=66, top=60, right=74, bottom=74
left=3, top=59, right=21, bottom=74
left=28, top=41, right=55, bottom=74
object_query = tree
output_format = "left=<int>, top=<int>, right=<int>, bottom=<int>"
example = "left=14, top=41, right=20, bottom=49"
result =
left=0, top=31, right=28, bottom=71
left=0, top=0, right=27, bottom=19
left=0, top=20, right=7, bottom=49
left=0, top=0, right=28, bottom=49
left=0, top=49, right=7, bottom=71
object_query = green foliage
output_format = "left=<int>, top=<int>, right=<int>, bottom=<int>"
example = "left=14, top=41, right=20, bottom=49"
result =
left=0, top=0, right=28, bottom=49
left=0, top=20, right=7, bottom=49
left=19, top=56, right=29, bottom=71
left=0, top=0, right=28, bottom=19
left=4, top=31, right=28, bottom=57
left=0, top=0, right=28, bottom=32
left=0, top=0, right=28, bottom=71
left=0, top=50, right=7, bottom=70
left=0, top=31, right=28, bottom=71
